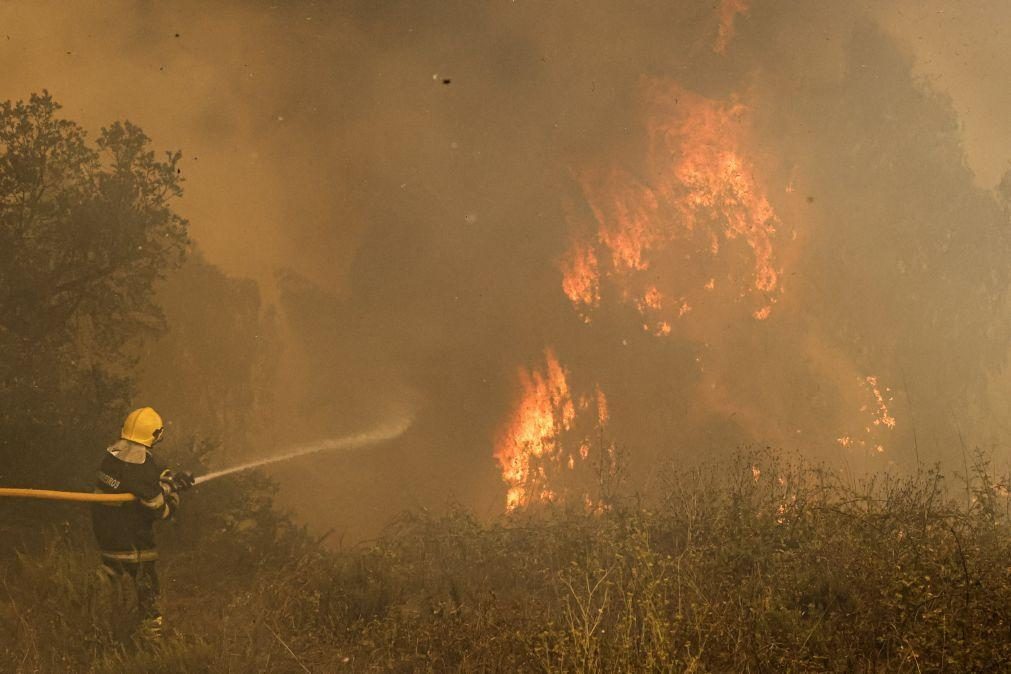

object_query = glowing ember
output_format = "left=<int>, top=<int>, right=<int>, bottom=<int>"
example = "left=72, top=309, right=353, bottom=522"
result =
left=642, top=286, right=664, bottom=311
left=865, top=376, right=896, bottom=429
left=595, top=385, right=609, bottom=426
left=560, top=79, right=785, bottom=334
left=837, top=375, right=897, bottom=453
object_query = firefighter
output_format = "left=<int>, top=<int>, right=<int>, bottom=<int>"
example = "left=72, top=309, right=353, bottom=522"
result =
left=91, top=407, right=193, bottom=642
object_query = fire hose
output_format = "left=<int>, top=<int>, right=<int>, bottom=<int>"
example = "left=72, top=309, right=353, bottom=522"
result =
left=0, top=470, right=199, bottom=503
left=0, top=419, right=411, bottom=504
left=0, top=488, right=136, bottom=503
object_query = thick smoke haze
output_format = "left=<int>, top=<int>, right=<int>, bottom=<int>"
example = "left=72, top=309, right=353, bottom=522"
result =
left=3, top=1, right=1008, bottom=538
left=4, top=1, right=1009, bottom=284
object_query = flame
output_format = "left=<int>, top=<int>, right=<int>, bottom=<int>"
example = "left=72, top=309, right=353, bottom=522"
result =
left=864, top=375, right=896, bottom=429
left=595, top=385, right=609, bottom=426
left=494, top=349, right=573, bottom=510
left=500, top=71, right=909, bottom=509
left=494, top=351, right=613, bottom=510
left=836, top=374, right=896, bottom=453
left=559, top=237, right=600, bottom=317
left=560, top=79, right=784, bottom=333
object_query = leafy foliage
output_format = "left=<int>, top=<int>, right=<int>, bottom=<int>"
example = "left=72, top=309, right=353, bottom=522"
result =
left=0, top=92, right=188, bottom=486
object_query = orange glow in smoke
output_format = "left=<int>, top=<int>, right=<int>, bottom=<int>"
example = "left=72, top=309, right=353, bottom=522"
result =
left=595, top=385, right=609, bottom=426
left=715, top=0, right=750, bottom=54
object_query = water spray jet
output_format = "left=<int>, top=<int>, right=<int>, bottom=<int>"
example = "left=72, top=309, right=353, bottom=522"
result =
left=0, top=419, right=412, bottom=504
left=193, top=418, right=411, bottom=485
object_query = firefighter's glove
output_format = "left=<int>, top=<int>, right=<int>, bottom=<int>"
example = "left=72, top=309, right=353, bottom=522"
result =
left=158, top=470, right=181, bottom=517
left=173, top=471, right=196, bottom=492
left=160, top=468, right=195, bottom=493
left=159, top=469, right=177, bottom=493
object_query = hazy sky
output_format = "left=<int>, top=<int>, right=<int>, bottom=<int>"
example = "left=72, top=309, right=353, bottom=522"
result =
left=2, top=1, right=1008, bottom=291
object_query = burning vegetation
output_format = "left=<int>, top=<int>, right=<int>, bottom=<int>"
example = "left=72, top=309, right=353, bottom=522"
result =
left=494, top=350, right=612, bottom=511
left=2, top=0, right=1010, bottom=670
left=505, top=75, right=805, bottom=510
left=497, top=70, right=913, bottom=509
left=561, top=80, right=783, bottom=327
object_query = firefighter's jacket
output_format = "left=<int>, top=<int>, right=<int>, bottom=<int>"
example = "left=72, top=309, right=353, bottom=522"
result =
left=91, top=439, right=176, bottom=563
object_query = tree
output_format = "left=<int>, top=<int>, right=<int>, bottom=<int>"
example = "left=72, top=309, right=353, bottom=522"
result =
left=0, top=92, right=188, bottom=486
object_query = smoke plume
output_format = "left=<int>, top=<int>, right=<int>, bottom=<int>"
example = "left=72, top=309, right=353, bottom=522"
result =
left=3, top=1, right=1008, bottom=535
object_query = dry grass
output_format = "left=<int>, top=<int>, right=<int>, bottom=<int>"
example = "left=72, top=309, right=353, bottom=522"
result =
left=3, top=451, right=1011, bottom=672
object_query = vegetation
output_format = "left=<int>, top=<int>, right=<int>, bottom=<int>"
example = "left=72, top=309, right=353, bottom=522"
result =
left=3, top=451, right=1011, bottom=672
left=0, top=92, right=187, bottom=488
left=2, top=79, right=1010, bottom=672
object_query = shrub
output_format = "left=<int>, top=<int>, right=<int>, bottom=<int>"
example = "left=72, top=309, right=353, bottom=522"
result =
left=4, top=451, right=1011, bottom=672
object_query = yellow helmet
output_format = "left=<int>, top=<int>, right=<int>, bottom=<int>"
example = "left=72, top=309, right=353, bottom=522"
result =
left=121, top=407, right=165, bottom=447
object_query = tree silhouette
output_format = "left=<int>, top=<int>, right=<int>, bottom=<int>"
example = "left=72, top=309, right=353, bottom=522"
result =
left=0, top=92, right=188, bottom=486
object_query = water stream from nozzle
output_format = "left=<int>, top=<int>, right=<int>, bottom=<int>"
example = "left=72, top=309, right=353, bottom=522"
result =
left=193, top=418, right=411, bottom=486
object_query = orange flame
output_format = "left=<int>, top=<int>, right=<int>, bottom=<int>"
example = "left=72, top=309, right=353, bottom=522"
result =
left=559, top=237, right=600, bottom=318
left=494, top=350, right=611, bottom=510
left=865, top=376, right=896, bottom=430
left=595, top=385, right=609, bottom=426
left=494, top=350, right=573, bottom=510
left=560, top=79, right=783, bottom=333
left=836, top=374, right=896, bottom=453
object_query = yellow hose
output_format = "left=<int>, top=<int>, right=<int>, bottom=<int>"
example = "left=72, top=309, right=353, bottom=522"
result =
left=0, top=487, right=135, bottom=503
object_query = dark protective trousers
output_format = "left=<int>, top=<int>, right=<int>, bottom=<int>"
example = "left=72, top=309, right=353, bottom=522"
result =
left=101, top=559, right=161, bottom=621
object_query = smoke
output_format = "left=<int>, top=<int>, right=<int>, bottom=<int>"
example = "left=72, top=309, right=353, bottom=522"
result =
left=3, top=1, right=1008, bottom=534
